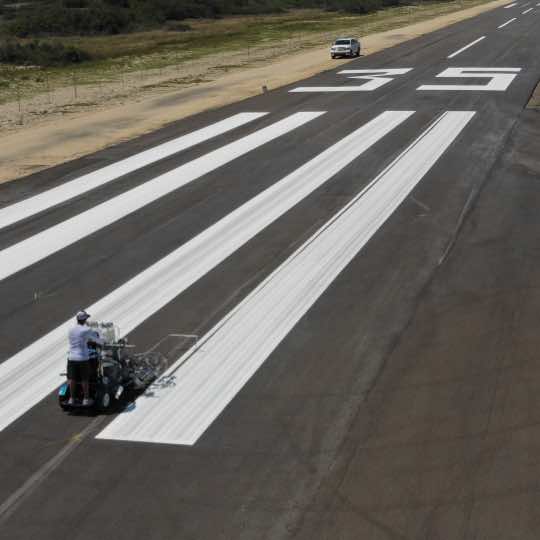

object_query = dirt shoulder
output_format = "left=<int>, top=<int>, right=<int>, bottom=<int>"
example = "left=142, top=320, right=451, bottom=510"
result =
left=527, top=83, right=540, bottom=109
left=0, top=0, right=508, bottom=184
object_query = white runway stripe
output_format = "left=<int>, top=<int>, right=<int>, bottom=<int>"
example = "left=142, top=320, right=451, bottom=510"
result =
left=97, top=111, right=475, bottom=446
left=0, top=110, right=411, bottom=432
left=504, top=2, right=517, bottom=7
left=0, top=113, right=267, bottom=232
left=522, top=7, right=533, bottom=12
left=0, top=112, right=322, bottom=282
left=447, top=36, right=486, bottom=59
left=498, top=17, right=517, bottom=27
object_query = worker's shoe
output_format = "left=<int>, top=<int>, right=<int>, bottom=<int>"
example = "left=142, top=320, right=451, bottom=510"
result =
left=82, top=398, right=94, bottom=407
left=67, top=397, right=75, bottom=406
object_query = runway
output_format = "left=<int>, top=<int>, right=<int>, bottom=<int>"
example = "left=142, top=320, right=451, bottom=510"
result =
left=0, top=3, right=539, bottom=537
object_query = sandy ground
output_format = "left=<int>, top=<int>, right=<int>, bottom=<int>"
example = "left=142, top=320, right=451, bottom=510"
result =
left=528, top=82, right=540, bottom=108
left=0, top=0, right=508, bottom=184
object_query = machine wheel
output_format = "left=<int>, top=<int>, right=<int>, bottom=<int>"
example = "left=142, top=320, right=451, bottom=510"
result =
left=58, top=383, right=71, bottom=409
left=95, top=388, right=112, bottom=411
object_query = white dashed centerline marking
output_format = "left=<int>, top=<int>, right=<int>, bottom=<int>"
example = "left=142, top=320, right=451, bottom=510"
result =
left=498, top=17, right=517, bottom=27
left=447, top=36, right=486, bottom=59
left=522, top=7, right=533, bottom=13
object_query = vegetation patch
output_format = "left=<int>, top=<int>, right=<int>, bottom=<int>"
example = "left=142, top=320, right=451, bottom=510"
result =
left=1, top=0, right=406, bottom=39
left=0, top=40, right=91, bottom=65
left=0, top=0, right=498, bottom=106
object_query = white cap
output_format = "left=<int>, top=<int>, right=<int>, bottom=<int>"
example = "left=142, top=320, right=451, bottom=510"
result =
left=76, top=310, right=90, bottom=322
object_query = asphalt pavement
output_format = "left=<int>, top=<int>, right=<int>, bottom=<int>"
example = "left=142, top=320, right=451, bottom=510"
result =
left=0, top=3, right=539, bottom=538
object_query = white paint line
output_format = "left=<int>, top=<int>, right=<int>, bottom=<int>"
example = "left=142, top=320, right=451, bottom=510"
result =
left=447, top=36, right=486, bottom=59
left=522, top=7, right=533, bottom=13
left=418, top=67, right=521, bottom=92
left=504, top=2, right=517, bottom=7
left=0, top=113, right=267, bottom=232
left=0, top=110, right=412, bottom=433
left=0, top=112, right=322, bottom=282
left=291, top=87, right=374, bottom=92
left=97, top=111, right=475, bottom=446
left=498, top=17, right=517, bottom=27
left=290, top=68, right=412, bottom=92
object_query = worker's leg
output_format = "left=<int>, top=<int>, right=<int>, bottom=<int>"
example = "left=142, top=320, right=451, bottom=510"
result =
left=82, top=380, right=89, bottom=400
left=81, top=361, right=92, bottom=404
left=67, top=361, right=77, bottom=403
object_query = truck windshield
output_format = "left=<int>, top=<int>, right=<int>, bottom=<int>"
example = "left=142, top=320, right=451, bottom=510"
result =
left=335, top=40, right=351, bottom=45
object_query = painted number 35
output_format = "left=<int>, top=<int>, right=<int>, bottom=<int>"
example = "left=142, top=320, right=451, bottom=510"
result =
left=290, top=67, right=522, bottom=93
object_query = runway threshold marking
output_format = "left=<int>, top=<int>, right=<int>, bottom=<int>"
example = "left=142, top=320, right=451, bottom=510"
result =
left=97, top=111, right=475, bottom=447
left=447, top=36, right=486, bottom=59
left=0, top=111, right=411, bottom=433
left=504, top=2, right=517, bottom=7
left=0, top=112, right=323, bottom=283
left=522, top=7, right=533, bottom=12
left=498, top=17, right=517, bottom=27
left=0, top=113, right=267, bottom=232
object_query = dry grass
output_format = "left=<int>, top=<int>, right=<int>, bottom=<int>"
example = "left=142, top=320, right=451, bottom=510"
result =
left=0, top=0, right=495, bottom=107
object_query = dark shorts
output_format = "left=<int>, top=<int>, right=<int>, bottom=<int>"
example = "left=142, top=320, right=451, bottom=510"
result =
left=67, top=360, right=91, bottom=382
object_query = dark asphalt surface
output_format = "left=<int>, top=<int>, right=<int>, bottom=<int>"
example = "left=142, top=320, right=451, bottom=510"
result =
left=0, top=3, right=539, bottom=538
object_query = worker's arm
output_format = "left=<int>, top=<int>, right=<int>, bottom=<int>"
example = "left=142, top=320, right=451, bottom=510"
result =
left=85, top=328, right=104, bottom=347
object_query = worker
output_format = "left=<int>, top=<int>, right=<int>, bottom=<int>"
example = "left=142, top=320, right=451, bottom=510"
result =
left=67, top=310, right=103, bottom=406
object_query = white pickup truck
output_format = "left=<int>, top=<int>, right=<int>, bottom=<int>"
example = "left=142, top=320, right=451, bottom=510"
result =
left=330, top=37, right=361, bottom=59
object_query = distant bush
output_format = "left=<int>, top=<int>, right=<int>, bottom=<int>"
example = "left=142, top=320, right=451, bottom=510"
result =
left=328, top=0, right=383, bottom=13
left=3, top=0, right=404, bottom=38
left=0, top=40, right=92, bottom=65
left=164, top=20, right=192, bottom=31
left=7, top=2, right=133, bottom=36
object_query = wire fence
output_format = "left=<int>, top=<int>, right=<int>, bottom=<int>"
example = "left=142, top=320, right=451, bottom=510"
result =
left=0, top=0, right=480, bottom=128
left=1, top=33, right=327, bottom=128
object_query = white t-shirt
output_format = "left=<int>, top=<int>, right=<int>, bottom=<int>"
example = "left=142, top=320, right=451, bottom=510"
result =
left=68, top=325, right=103, bottom=361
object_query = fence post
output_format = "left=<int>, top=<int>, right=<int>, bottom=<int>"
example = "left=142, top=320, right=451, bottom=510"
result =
left=72, top=72, right=77, bottom=100
left=16, top=83, right=23, bottom=124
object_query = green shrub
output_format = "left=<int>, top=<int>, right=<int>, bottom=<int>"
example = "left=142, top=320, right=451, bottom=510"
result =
left=164, top=20, right=192, bottom=31
left=7, top=2, right=133, bottom=36
left=3, top=0, right=407, bottom=38
left=0, top=40, right=92, bottom=65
